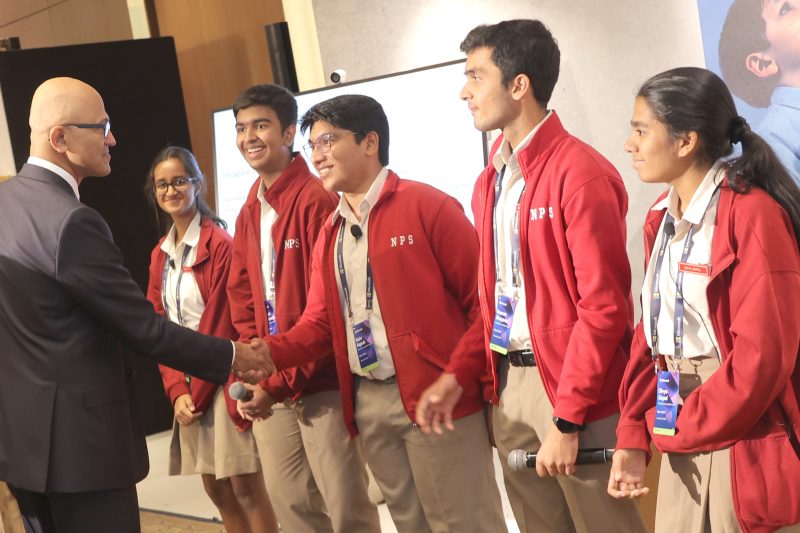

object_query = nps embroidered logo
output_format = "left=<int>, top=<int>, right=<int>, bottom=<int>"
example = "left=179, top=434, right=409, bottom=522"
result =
left=390, top=234, right=415, bottom=247
left=284, top=238, right=301, bottom=249
left=530, top=206, right=554, bottom=221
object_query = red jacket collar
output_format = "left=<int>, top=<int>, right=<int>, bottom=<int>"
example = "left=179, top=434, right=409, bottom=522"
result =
left=242, top=154, right=316, bottom=217
left=486, top=111, right=570, bottom=180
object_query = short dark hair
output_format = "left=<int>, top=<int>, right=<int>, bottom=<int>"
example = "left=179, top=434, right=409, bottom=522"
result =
left=719, top=0, right=774, bottom=108
left=144, top=145, right=226, bottom=232
left=638, top=67, right=800, bottom=245
left=299, top=95, right=390, bottom=166
left=232, top=84, right=297, bottom=131
left=460, top=19, right=560, bottom=106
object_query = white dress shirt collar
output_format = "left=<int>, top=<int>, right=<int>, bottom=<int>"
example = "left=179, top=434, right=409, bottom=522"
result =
left=333, top=166, right=389, bottom=226
left=27, top=156, right=80, bottom=200
left=161, top=211, right=202, bottom=258
left=651, top=160, right=725, bottom=224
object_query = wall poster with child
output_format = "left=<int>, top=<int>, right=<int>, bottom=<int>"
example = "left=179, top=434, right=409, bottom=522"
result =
left=698, top=0, right=800, bottom=184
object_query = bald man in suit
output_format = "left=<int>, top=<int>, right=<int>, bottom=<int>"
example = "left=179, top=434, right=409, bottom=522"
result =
left=0, top=77, right=273, bottom=533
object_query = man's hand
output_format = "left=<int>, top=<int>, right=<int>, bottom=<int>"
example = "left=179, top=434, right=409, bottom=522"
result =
left=232, top=338, right=275, bottom=383
left=607, top=449, right=650, bottom=499
left=536, top=426, right=579, bottom=477
left=174, top=394, right=202, bottom=426
left=236, top=383, right=276, bottom=422
left=415, top=373, right=464, bottom=434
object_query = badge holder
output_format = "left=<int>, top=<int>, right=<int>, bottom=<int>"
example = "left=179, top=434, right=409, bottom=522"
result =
left=489, top=293, right=517, bottom=354
left=265, top=299, right=278, bottom=335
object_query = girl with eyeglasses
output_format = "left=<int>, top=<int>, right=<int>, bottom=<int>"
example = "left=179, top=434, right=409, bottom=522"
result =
left=143, top=146, right=278, bottom=533
left=609, top=67, right=800, bottom=532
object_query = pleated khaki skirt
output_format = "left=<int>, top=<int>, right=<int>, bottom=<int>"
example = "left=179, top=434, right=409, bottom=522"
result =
left=655, top=356, right=800, bottom=533
left=169, top=387, right=261, bottom=479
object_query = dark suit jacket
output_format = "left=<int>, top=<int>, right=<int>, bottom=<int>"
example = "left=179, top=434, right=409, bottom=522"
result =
left=0, top=163, right=232, bottom=493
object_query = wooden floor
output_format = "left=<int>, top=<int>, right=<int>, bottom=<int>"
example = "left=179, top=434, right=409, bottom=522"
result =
left=140, top=510, right=225, bottom=532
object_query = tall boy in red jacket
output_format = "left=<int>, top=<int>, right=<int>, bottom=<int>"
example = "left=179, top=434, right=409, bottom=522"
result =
left=226, top=84, right=378, bottom=533
left=417, top=19, right=646, bottom=533
left=253, top=94, right=507, bottom=533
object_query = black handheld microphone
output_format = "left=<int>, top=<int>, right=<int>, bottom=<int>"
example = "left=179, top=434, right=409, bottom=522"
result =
left=350, top=224, right=362, bottom=240
left=229, top=381, right=254, bottom=402
left=663, top=222, right=675, bottom=238
left=507, top=448, right=615, bottom=471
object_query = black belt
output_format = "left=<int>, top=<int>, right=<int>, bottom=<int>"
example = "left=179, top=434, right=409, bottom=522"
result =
left=506, top=349, right=536, bottom=367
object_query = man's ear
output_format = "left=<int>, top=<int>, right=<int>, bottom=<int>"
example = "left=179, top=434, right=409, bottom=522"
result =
left=510, top=73, right=532, bottom=102
left=49, top=126, right=68, bottom=153
left=746, top=51, right=780, bottom=78
left=283, top=123, right=297, bottom=146
left=363, top=131, right=380, bottom=156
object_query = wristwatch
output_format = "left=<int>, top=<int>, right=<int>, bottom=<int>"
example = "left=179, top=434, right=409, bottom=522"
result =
left=552, top=416, right=585, bottom=434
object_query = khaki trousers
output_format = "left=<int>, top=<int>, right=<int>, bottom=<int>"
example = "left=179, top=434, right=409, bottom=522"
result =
left=494, top=360, right=647, bottom=533
left=354, top=377, right=507, bottom=533
left=655, top=356, right=800, bottom=533
left=252, top=389, right=379, bottom=533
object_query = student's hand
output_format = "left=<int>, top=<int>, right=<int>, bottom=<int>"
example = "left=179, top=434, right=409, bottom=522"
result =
left=233, top=338, right=275, bottom=383
left=536, top=426, right=579, bottom=477
left=608, top=449, right=650, bottom=499
left=174, top=394, right=203, bottom=426
left=415, top=373, right=463, bottom=434
left=236, top=384, right=275, bottom=422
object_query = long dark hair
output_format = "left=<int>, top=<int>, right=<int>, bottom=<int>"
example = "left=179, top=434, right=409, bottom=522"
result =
left=144, top=145, right=226, bottom=233
left=638, top=67, right=800, bottom=246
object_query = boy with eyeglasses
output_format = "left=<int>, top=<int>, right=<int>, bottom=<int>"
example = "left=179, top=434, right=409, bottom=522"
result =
left=226, top=84, right=379, bottom=533
left=253, top=94, right=507, bottom=533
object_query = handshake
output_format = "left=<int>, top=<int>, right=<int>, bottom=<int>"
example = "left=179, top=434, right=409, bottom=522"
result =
left=232, top=337, right=275, bottom=383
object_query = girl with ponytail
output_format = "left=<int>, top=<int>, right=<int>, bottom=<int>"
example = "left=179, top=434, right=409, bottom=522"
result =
left=610, top=67, right=800, bottom=533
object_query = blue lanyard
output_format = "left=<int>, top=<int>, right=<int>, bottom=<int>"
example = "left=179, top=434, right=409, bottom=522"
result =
left=491, top=166, right=526, bottom=291
left=267, top=246, right=276, bottom=300
left=336, top=222, right=373, bottom=319
left=161, top=244, right=193, bottom=327
left=649, top=215, right=698, bottom=369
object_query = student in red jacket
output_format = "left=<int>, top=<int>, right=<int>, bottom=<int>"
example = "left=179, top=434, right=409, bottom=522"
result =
left=144, top=146, right=278, bottom=533
left=417, top=19, right=645, bottom=533
left=225, top=85, right=378, bottom=533
left=610, top=67, right=800, bottom=533
left=252, top=94, right=507, bottom=533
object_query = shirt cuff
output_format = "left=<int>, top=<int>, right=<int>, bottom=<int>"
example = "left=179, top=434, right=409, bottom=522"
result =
left=230, top=340, right=236, bottom=367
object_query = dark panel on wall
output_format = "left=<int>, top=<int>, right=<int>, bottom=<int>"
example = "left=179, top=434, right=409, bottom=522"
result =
left=0, top=37, right=191, bottom=435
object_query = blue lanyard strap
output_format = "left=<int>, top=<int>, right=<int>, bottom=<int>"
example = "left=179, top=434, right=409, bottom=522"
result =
left=268, top=246, right=276, bottom=300
left=161, top=244, right=193, bottom=327
left=336, top=222, right=373, bottom=319
left=491, top=166, right=526, bottom=291
left=648, top=214, right=698, bottom=367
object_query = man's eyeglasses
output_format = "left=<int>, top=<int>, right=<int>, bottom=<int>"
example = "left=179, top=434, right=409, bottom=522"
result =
left=302, top=131, right=357, bottom=157
left=154, top=176, right=198, bottom=192
left=63, top=122, right=112, bottom=138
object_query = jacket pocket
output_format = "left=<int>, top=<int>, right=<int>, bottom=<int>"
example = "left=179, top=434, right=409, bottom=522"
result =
left=390, top=330, right=448, bottom=371
left=731, top=428, right=800, bottom=528
left=82, top=380, right=126, bottom=408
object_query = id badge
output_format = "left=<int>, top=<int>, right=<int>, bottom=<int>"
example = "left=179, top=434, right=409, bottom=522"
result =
left=353, top=319, right=379, bottom=372
left=489, top=294, right=517, bottom=355
left=264, top=300, right=278, bottom=335
left=654, top=370, right=680, bottom=436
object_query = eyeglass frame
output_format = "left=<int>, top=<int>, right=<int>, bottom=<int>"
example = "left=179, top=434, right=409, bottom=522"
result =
left=302, top=131, right=359, bottom=157
left=62, top=121, right=112, bottom=138
left=153, top=176, right=199, bottom=193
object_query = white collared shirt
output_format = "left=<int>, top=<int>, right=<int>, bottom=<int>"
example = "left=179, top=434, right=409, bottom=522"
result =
left=642, top=161, right=724, bottom=362
left=27, top=156, right=80, bottom=199
left=257, top=180, right=279, bottom=303
left=332, top=167, right=395, bottom=379
left=492, top=111, right=552, bottom=351
left=160, top=212, right=204, bottom=331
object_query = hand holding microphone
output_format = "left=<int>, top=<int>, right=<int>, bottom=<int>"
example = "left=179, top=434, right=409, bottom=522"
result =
left=508, top=448, right=615, bottom=472
left=230, top=381, right=275, bottom=421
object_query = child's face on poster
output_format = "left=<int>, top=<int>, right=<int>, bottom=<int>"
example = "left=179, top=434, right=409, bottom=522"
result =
left=762, top=0, right=800, bottom=74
